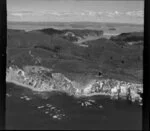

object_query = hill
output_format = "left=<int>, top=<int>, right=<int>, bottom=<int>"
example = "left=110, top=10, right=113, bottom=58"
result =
left=7, top=28, right=143, bottom=83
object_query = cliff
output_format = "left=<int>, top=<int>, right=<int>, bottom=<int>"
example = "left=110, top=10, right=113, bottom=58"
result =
left=6, top=65, right=143, bottom=105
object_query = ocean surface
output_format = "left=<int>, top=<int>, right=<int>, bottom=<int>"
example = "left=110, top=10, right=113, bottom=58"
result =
left=6, top=83, right=142, bottom=130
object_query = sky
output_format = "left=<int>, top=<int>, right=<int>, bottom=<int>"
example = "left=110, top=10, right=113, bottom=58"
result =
left=7, top=0, right=144, bottom=24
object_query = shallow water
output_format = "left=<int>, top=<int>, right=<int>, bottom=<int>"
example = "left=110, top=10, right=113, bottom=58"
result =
left=6, top=83, right=142, bottom=130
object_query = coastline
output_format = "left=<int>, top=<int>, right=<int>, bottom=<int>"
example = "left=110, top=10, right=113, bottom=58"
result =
left=7, top=21, right=143, bottom=32
left=6, top=65, right=143, bottom=104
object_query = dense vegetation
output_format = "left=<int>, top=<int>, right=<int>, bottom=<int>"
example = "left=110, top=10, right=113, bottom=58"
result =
left=110, top=32, right=143, bottom=42
left=7, top=29, right=143, bottom=83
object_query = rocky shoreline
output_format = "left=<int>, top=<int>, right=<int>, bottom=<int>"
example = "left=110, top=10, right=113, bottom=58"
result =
left=6, top=65, right=143, bottom=105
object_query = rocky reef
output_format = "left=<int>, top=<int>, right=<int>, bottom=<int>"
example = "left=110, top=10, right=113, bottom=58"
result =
left=6, top=65, right=143, bottom=105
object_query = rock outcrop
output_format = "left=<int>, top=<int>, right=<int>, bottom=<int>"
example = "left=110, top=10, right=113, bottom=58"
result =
left=6, top=65, right=143, bottom=105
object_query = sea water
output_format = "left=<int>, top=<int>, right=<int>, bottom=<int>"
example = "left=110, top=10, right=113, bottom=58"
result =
left=6, top=83, right=142, bottom=130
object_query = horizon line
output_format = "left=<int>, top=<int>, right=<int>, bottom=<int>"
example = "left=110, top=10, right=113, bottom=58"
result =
left=7, top=21, right=144, bottom=25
